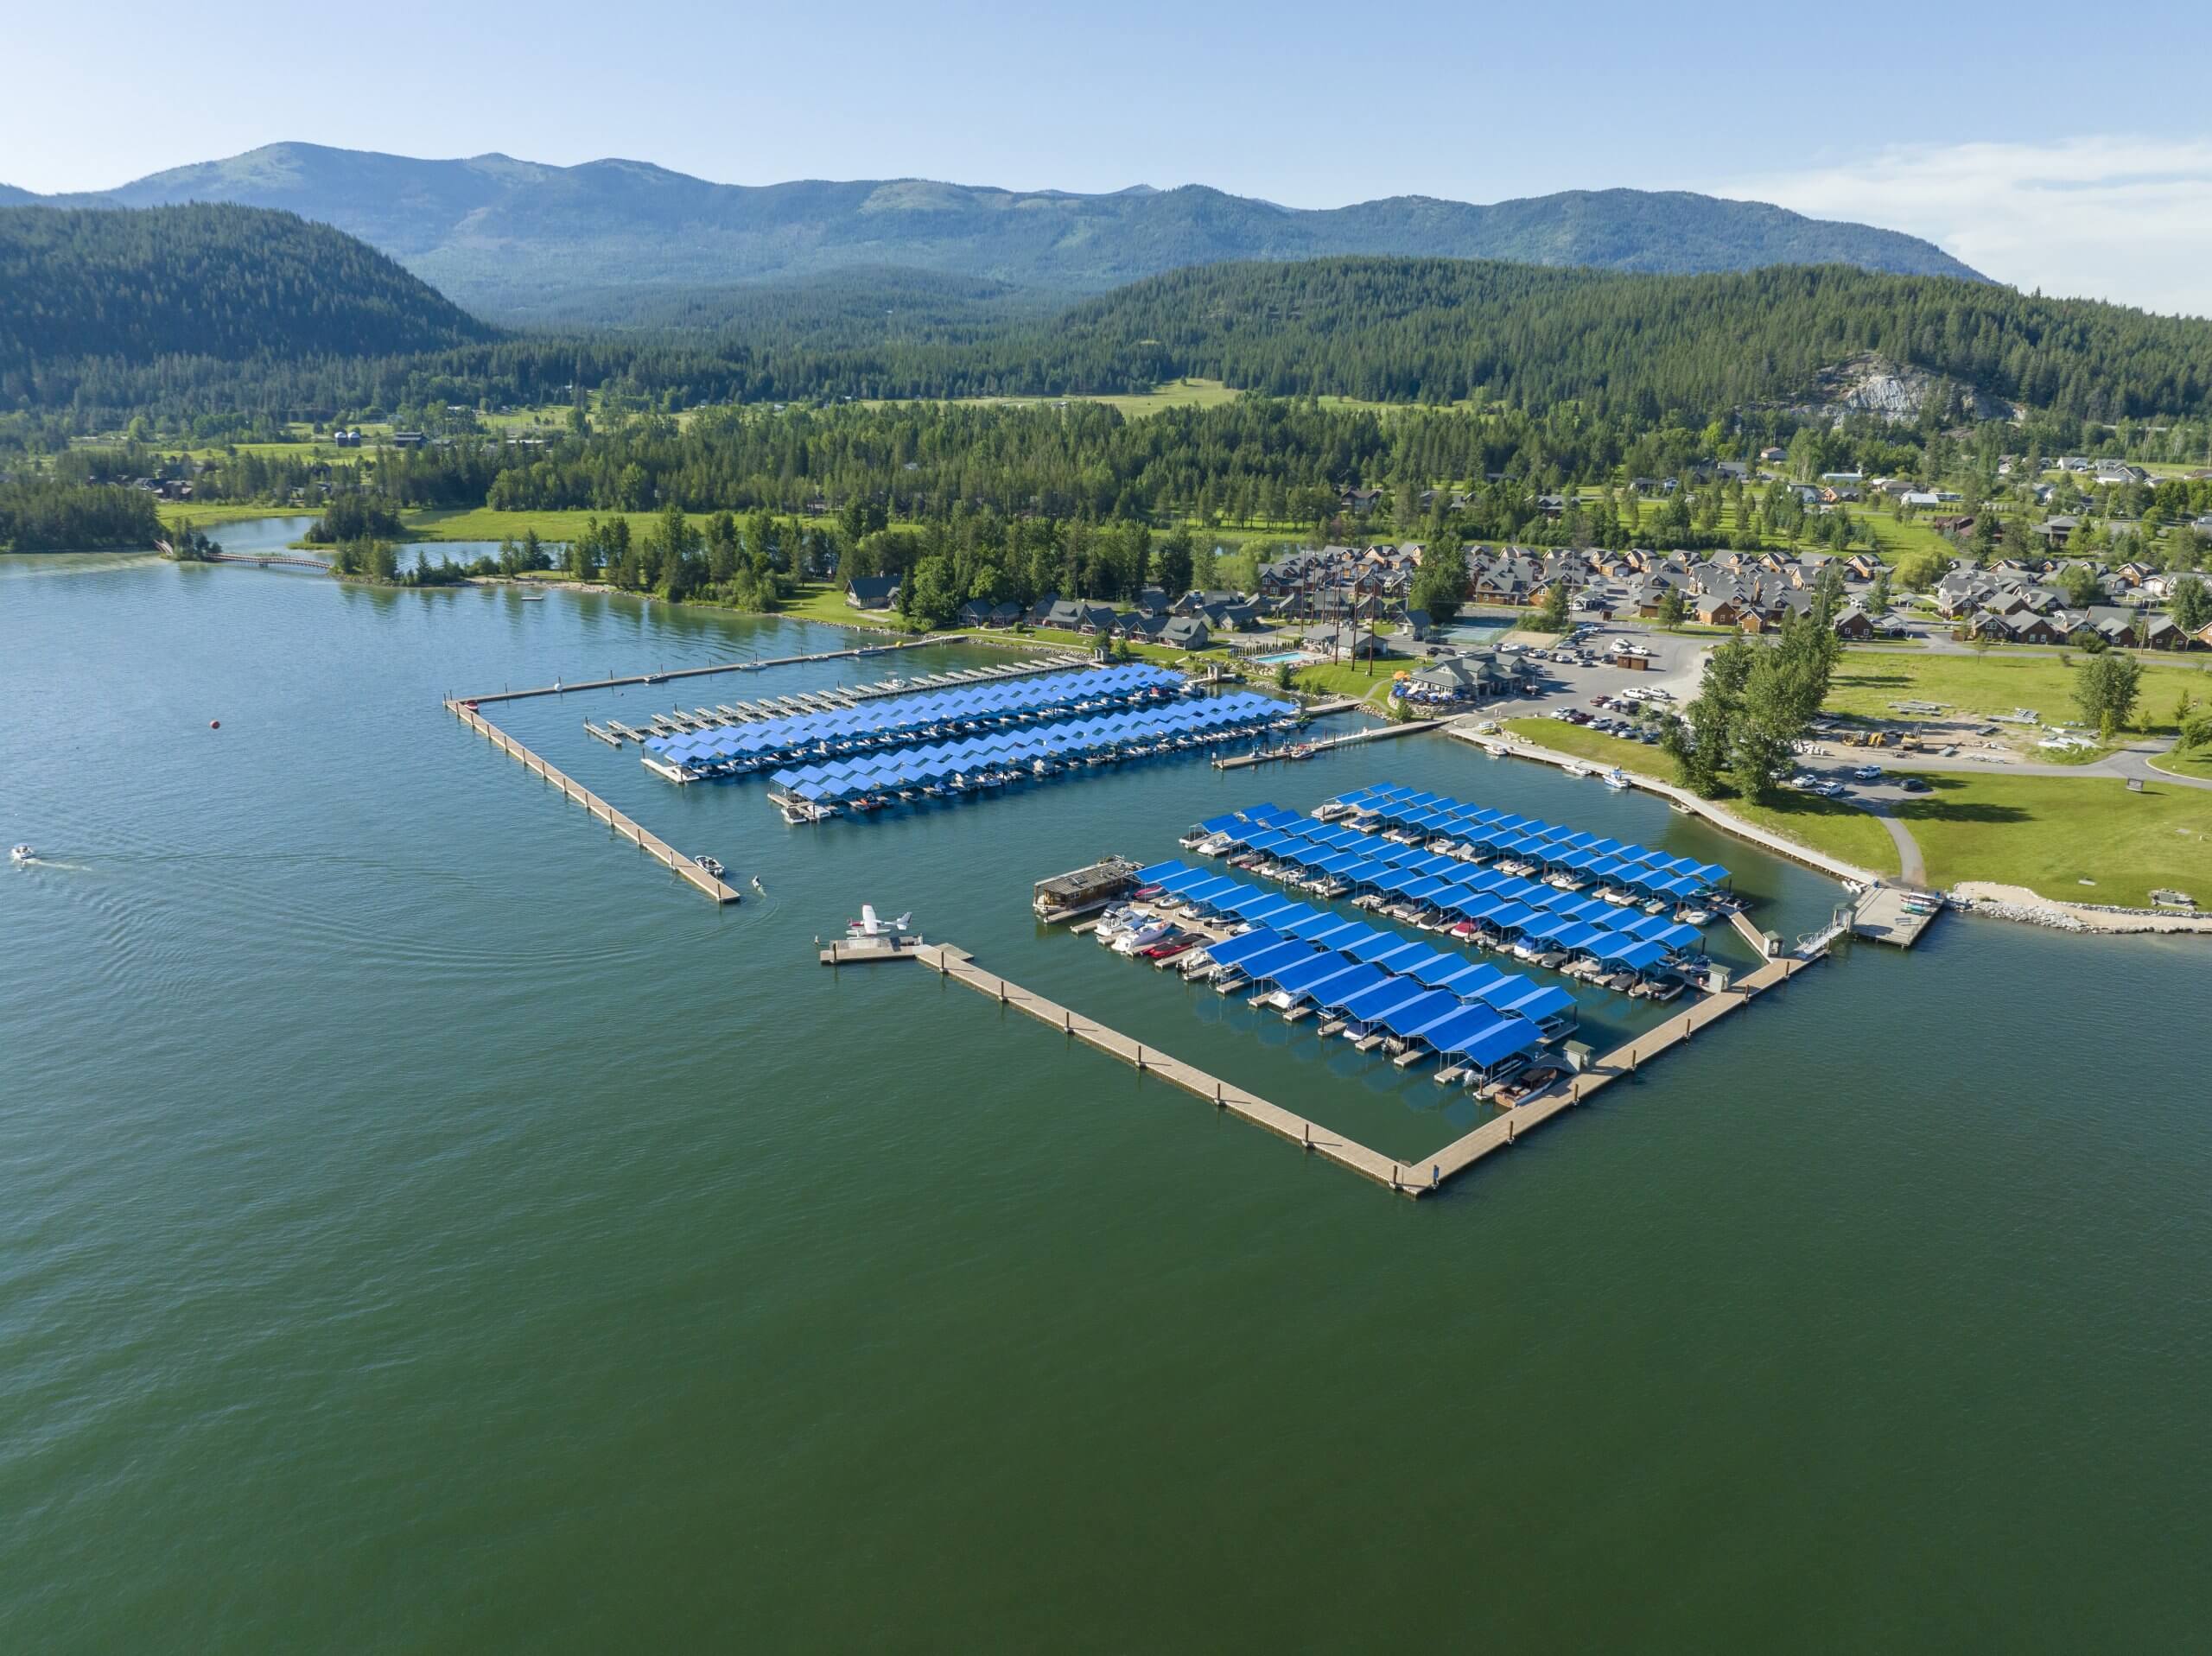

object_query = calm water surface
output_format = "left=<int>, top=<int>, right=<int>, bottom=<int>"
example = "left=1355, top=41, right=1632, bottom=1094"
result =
left=3, top=545, right=2209, bottom=1649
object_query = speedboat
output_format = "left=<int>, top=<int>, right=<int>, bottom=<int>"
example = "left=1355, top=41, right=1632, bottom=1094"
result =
left=696, top=855, right=725, bottom=879
left=9, top=844, right=32, bottom=864
left=1111, top=921, right=1173, bottom=955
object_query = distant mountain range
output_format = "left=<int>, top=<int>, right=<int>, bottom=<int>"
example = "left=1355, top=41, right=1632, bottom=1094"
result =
left=1, top=142, right=1988, bottom=323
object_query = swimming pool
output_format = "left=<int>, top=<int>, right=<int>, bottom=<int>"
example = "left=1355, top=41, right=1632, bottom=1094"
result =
left=1254, top=651, right=1311, bottom=664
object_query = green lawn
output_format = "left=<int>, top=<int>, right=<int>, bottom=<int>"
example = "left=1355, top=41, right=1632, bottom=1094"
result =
left=1723, top=793, right=1904, bottom=879
left=1827, top=648, right=2212, bottom=736
left=1502, top=718, right=1656, bottom=769
left=2147, top=748, right=2212, bottom=781
left=776, top=581, right=915, bottom=630
left=1896, top=773, right=2212, bottom=906
left=868, top=378, right=1244, bottom=421
left=403, top=506, right=736, bottom=543
left=1290, top=659, right=1408, bottom=703
left=162, top=500, right=322, bottom=529
left=1602, top=489, right=1979, bottom=569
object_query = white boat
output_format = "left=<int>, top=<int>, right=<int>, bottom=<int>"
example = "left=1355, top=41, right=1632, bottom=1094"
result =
left=1111, top=922, right=1173, bottom=955
left=696, top=855, right=725, bottom=879
left=9, top=844, right=32, bottom=864
left=1602, top=768, right=1631, bottom=790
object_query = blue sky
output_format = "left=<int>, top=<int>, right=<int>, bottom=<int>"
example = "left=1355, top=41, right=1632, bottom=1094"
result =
left=10, top=0, right=2212, bottom=312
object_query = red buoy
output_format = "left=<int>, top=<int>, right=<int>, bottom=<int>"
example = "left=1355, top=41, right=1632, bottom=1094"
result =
left=210, top=720, right=220, bottom=730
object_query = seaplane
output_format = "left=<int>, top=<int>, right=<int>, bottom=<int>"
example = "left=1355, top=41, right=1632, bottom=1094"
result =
left=846, top=904, right=913, bottom=941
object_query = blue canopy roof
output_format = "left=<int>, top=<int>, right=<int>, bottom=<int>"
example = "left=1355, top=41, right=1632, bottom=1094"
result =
left=1201, top=927, right=1287, bottom=969
left=1237, top=940, right=1323, bottom=984
left=1313, top=963, right=1389, bottom=1012
left=1338, top=978, right=1433, bottom=1023
left=1490, top=984, right=1577, bottom=1025
left=1376, top=988, right=1464, bottom=1037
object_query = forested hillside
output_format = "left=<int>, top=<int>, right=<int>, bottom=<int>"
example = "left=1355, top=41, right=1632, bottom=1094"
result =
left=0, top=204, right=497, bottom=373
left=10, top=239, right=2212, bottom=435
left=939, top=259, right=2212, bottom=422
left=18, top=142, right=1984, bottom=320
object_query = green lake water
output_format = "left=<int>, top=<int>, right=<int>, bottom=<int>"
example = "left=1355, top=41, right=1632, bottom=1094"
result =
left=4, top=545, right=2210, bottom=1649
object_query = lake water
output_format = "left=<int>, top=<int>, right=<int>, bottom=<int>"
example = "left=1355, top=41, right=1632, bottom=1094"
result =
left=5, top=541, right=2210, bottom=1648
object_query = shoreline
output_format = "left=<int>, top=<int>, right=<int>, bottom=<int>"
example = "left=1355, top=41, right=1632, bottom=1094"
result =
left=1468, top=727, right=2211, bottom=940
left=1452, top=726, right=1885, bottom=888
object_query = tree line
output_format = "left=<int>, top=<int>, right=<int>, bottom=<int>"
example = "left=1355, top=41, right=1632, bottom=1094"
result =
left=0, top=479, right=162, bottom=550
left=17, top=244, right=2212, bottom=438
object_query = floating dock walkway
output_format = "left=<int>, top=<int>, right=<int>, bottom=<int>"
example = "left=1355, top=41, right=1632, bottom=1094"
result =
left=454, top=637, right=949, bottom=707
left=916, top=944, right=1406, bottom=1188
left=1213, top=717, right=1446, bottom=771
left=570, top=651, right=1093, bottom=746
left=446, top=700, right=741, bottom=904
left=906, top=935, right=1827, bottom=1198
left=1412, top=950, right=1815, bottom=1188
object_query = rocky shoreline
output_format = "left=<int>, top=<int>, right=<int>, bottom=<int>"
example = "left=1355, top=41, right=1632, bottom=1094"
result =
left=1949, top=882, right=2211, bottom=936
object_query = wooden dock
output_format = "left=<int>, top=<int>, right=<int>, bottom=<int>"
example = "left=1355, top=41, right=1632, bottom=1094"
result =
left=453, top=637, right=944, bottom=707
left=907, top=931, right=1827, bottom=1198
left=1407, top=950, right=1818, bottom=1190
left=819, top=936, right=931, bottom=964
left=915, top=945, right=1409, bottom=1190
left=1213, top=717, right=1446, bottom=771
left=446, top=700, right=742, bottom=904
left=1851, top=886, right=1942, bottom=947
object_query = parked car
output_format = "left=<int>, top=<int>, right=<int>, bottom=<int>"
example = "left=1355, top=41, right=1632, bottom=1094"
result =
left=1853, top=765, right=1884, bottom=782
left=1898, top=777, right=1933, bottom=794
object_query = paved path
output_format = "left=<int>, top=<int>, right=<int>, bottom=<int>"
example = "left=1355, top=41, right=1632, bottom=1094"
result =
left=1853, top=797, right=1928, bottom=886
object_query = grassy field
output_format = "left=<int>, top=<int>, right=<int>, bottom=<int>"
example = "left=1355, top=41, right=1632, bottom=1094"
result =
left=1500, top=719, right=1902, bottom=874
left=1827, top=648, right=2212, bottom=735
left=1288, top=659, right=1408, bottom=703
left=1501, top=718, right=1655, bottom=769
left=162, top=500, right=322, bottom=530
left=868, top=378, right=1244, bottom=421
left=1602, top=489, right=1975, bottom=569
left=401, top=506, right=736, bottom=543
left=2147, top=748, right=2212, bottom=781
left=778, top=581, right=912, bottom=630
left=1724, top=793, right=1904, bottom=878
left=1896, top=773, right=2212, bottom=906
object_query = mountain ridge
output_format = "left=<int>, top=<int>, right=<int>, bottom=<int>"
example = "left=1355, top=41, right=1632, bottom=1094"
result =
left=7, top=142, right=1988, bottom=322
left=0, top=202, right=499, bottom=368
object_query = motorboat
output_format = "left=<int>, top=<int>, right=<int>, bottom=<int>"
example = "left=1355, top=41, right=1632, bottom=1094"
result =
left=1111, top=921, right=1173, bottom=955
left=9, top=844, right=32, bottom=864
left=1602, top=769, right=1631, bottom=790
left=696, top=855, right=726, bottom=879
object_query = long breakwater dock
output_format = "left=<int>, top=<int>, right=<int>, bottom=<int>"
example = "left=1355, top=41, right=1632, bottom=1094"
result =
left=1213, top=717, right=1446, bottom=771
left=911, top=937, right=1819, bottom=1197
left=445, top=698, right=741, bottom=904
left=582, top=652, right=1090, bottom=747
left=457, top=635, right=954, bottom=710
